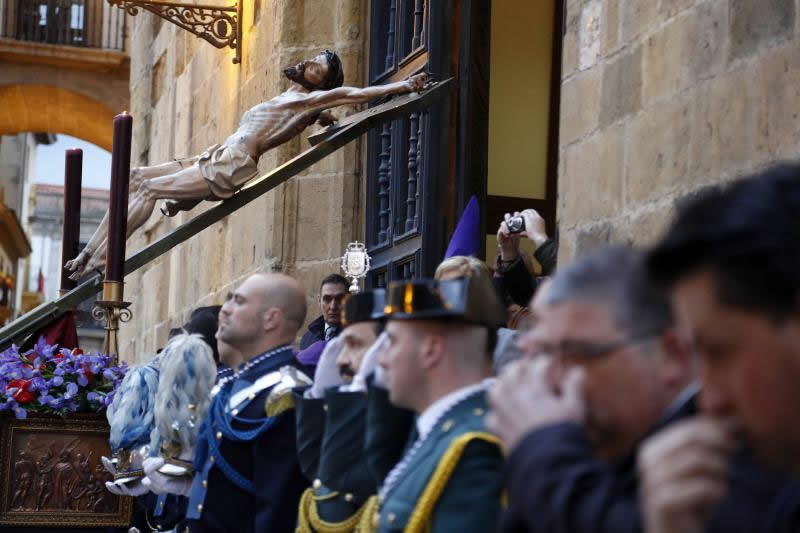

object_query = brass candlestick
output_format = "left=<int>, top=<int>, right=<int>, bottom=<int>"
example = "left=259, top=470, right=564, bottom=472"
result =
left=92, top=280, right=132, bottom=362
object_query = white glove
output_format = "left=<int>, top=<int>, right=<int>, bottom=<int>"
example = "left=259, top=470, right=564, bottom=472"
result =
left=101, top=455, right=117, bottom=476
left=141, top=457, right=193, bottom=496
left=102, top=454, right=150, bottom=496
left=307, top=336, right=345, bottom=399
left=105, top=479, right=150, bottom=496
left=349, top=332, right=389, bottom=392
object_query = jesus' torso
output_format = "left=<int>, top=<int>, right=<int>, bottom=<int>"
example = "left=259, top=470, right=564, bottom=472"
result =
left=223, top=89, right=321, bottom=160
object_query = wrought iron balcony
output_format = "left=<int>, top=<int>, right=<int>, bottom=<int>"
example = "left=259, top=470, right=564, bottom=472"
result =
left=1, top=0, right=125, bottom=50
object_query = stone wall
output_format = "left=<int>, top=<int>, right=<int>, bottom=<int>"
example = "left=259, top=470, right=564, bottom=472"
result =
left=557, top=0, right=800, bottom=262
left=120, top=1, right=367, bottom=363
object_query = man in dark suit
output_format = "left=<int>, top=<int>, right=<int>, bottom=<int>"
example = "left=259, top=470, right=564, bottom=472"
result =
left=300, top=274, right=349, bottom=350
left=487, top=246, right=696, bottom=533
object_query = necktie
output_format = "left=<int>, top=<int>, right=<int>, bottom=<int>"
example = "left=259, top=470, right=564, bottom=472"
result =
left=325, top=326, right=336, bottom=340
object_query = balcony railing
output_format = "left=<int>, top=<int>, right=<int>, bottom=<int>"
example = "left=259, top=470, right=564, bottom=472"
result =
left=0, top=0, right=125, bottom=50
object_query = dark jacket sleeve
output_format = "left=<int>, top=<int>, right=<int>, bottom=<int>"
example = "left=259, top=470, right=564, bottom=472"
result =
left=254, top=410, right=309, bottom=532
left=534, top=238, right=557, bottom=276
left=365, top=381, right=415, bottom=486
left=497, top=258, right=536, bottom=307
left=502, top=423, right=642, bottom=533
left=319, top=389, right=375, bottom=496
left=294, top=388, right=326, bottom=482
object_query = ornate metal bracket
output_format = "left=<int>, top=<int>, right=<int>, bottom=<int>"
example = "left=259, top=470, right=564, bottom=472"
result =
left=106, top=0, right=242, bottom=64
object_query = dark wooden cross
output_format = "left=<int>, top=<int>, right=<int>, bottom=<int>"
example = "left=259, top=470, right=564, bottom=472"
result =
left=0, top=78, right=453, bottom=349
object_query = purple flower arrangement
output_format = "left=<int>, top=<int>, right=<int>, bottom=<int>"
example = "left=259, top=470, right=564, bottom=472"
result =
left=0, top=337, right=128, bottom=420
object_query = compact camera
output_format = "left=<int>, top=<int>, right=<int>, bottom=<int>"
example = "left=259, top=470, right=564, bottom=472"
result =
left=506, top=215, right=526, bottom=234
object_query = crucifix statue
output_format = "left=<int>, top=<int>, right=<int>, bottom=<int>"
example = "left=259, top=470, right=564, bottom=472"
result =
left=65, top=50, right=426, bottom=278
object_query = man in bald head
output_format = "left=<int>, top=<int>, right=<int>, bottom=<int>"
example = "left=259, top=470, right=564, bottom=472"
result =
left=182, top=272, right=312, bottom=533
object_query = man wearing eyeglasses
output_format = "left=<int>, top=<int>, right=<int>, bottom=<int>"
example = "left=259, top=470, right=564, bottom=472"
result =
left=487, top=245, right=696, bottom=533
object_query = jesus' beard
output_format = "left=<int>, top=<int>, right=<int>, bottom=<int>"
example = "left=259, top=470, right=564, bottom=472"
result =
left=283, top=63, right=319, bottom=91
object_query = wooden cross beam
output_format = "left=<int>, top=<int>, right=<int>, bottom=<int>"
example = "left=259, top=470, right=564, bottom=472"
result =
left=0, top=78, right=454, bottom=350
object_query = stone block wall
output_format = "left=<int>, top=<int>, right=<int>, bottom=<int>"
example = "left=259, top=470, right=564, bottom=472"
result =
left=558, top=0, right=800, bottom=263
left=119, top=0, right=367, bottom=363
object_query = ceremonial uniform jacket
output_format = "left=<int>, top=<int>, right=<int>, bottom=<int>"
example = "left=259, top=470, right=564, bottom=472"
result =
left=363, top=384, right=504, bottom=533
left=295, top=388, right=378, bottom=532
left=186, top=345, right=308, bottom=533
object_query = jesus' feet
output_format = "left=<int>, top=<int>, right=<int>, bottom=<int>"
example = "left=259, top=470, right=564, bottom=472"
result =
left=64, top=251, right=90, bottom=279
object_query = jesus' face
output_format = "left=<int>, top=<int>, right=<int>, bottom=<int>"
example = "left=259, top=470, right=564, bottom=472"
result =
left=283, top=53, right=330, bottom=91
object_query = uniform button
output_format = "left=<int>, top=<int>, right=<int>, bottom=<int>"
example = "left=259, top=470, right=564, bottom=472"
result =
left=209, top=456, right=215, bottom=464
left=216, top=432, right=223, bottom=440
left=202, top=479, right=208, bottom=488
left=323, top=404, right=328, bottom=411
left=441, top=419, right=455, bottom=432
left=196, top=504, right=203, bottom=513
left=232, top=409, right=239, bottom=416
left=473, top=408, right=484, bottom=416
left=313, top=479, right=322, bottom=490
left=344, top=493, right=354, bottom=502
left=387, top=512, right=396, bottom=523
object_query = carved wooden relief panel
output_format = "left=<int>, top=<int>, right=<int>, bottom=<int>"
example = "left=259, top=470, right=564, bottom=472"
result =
left=0, top=415, right=132, bottom=528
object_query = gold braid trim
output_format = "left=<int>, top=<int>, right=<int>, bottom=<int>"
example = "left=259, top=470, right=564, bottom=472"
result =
left=405, top=432, right=502, bottom=533
left=297, top=487, right=371, bottom=533
left=356, top=495, right=379, bottom=533
left=297, top=488, right=316, bottom=533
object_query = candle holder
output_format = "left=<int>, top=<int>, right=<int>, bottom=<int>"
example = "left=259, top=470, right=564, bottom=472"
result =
left=92, top=281, right=132, bottom=362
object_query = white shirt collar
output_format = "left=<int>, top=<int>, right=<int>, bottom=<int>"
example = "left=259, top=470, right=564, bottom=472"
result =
left=415, top=378, right=494, bottom=440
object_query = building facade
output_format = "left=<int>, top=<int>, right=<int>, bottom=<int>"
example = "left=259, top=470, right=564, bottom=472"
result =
left=23, top=183, right=109, bottom=350
left=556, top=0, right=800, bottom=263
left=118, top=0, right=800, bottom=363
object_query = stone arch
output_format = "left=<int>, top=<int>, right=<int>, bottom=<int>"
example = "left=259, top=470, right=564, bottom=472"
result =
left=0, top=85, right=115, bottom=151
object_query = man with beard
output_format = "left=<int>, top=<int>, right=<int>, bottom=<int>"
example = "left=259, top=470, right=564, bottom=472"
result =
left=294, top=289, right=386, bottom=532
left=64, top=50, right=427, bottom=278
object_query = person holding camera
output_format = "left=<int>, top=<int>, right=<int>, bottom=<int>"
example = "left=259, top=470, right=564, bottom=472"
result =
left=494, top=208, right=556, bottom=326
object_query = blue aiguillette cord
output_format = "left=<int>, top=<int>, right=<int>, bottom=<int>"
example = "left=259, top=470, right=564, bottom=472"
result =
left=187, top=347, right=290, bottom=517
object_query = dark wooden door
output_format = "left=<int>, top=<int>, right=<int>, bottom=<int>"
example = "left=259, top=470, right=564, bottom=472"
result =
left=364, top=0, right=453, bottom=288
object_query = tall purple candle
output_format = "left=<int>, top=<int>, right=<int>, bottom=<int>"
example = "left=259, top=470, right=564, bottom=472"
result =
left=105, top=111, right=133, bottom=283
left=60, top=148, right=83, bottom=292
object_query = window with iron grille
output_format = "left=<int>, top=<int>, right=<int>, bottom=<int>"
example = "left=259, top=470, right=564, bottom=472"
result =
left=365, top=0, right=431, bottom=289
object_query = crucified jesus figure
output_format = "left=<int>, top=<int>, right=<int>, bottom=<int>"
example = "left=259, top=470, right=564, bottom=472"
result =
left=65, top=49, right=426, bottom=279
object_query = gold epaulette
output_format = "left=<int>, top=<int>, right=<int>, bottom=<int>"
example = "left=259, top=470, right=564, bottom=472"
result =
left=265, top=366, right=312, bottom=417
left=405, top=431, right=502, bottom=533
left=296, top=488, right=370, bottom=533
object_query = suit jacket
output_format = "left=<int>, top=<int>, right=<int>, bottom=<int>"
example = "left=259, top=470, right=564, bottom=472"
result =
left=187, top=347, right=309, bottom=533
left=369, top=387, right=504, bottom=533
left=501, top=389, right=800, bottom=533
left=501, top=388, right=697, bottom=533
left=301, top=316, right=338, bottom=350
